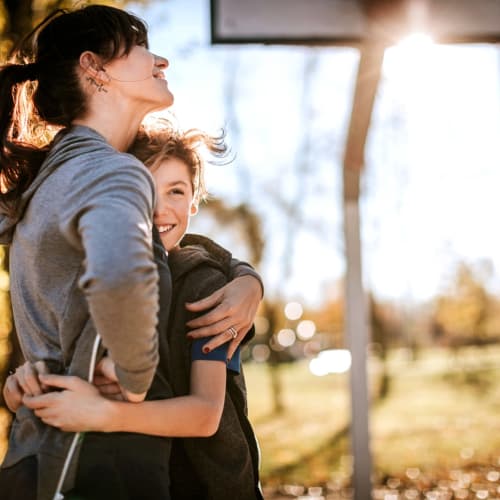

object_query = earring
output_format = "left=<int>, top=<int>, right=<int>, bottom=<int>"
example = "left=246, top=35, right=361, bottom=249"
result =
left=86, top=76, right=108, bottom=93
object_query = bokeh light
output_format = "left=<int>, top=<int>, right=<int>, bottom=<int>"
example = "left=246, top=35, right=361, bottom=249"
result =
left=252, top=343, right=271, bottom=362
left=303, top=340, right=322, bottom=358
left=309, top=349, right=352, bottom=377
left=309, top=357, right=330, bottom=377
left=276, top=328, right=296, bottom=347
left=284, top=301, right=303, bottom=321
left=296, top=320, right=316, bottom=340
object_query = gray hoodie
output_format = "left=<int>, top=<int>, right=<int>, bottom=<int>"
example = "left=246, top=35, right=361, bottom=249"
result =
left=0, top=125, right=161, bottom=497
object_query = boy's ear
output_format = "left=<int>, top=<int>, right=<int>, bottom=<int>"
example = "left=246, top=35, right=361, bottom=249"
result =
left=190, top=202, right=198, bottom=216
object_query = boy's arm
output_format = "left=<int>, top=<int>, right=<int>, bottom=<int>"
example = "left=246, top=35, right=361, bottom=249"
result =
left=23, top=360, right=226, bottom=437
left=108, top=359, right=226, bottom=436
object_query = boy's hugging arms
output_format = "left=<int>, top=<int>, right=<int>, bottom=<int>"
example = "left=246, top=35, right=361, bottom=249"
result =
left=167, top=245, right=234, bottom=394
left=185, top=265, right=235, bottom=363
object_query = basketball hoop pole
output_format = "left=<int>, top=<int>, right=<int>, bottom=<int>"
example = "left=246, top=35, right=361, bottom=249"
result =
left=343, top=38, right=385, bottom=499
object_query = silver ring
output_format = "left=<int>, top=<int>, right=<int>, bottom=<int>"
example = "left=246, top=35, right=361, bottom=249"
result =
left=227, top=327, right=238, bottom=339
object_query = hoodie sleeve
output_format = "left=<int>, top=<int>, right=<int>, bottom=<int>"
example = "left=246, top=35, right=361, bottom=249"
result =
left=58, top=155, right=159, bottom=394
left=229, top=258, right=264, bottom=298
left=181, top=234, right=264, bottom=297
left=0, top=218, right=14, bottom=245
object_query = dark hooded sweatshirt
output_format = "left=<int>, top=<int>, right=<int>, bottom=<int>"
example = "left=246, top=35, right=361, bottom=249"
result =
left=166, top=234, right=263, bottom=500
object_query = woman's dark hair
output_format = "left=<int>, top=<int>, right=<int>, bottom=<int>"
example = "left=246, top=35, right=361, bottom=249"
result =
left=0, top=5, right=149, bottom=216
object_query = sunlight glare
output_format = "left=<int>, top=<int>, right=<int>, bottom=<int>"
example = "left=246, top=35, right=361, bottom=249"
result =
left=309, top=349, right=352, bottom=377
left=398, top=32, right=434, bottom=53
left=384, top=32, right=435, bottom=89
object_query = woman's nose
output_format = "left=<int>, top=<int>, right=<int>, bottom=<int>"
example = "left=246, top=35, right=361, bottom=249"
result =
left=154, top=54, right=168, bottom=69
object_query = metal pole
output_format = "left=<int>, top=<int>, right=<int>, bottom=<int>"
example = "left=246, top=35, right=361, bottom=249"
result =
left=344, top=198, right=372, bottom=500
left=342, top=42, right=385, bottom=500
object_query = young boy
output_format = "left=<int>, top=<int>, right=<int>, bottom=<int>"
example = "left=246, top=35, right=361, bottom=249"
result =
left=131, top=122, right=262, bottom=499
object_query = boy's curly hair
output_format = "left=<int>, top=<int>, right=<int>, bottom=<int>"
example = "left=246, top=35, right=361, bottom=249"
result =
left=130, top=118, right=229, bottom=204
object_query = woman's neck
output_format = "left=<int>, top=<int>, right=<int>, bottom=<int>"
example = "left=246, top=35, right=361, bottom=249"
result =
left=73, top=111, right=143, bottom=152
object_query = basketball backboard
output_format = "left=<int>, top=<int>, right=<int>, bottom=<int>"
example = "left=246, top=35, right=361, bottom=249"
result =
left=210, top=0, right=500, bottom=46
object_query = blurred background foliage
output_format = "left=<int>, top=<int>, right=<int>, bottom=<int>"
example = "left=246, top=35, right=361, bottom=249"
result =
left=0, top=246, right=11, bottom=461
left=0, top=1, right=131, bottom=60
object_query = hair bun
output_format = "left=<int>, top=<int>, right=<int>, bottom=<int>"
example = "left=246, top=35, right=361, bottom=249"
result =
left=15, top=62, right=39, bottom=83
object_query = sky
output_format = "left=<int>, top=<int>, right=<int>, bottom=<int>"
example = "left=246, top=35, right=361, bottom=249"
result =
left=129, top=0, right=500, bottom=306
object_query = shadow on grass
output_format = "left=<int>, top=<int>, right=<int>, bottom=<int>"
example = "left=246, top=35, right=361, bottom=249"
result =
left=266, top=423, right=350, bottom=484
left=441, top=366, right=495, bottom=393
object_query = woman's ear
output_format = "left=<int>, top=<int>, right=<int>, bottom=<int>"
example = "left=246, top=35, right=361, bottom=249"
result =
left=190, top=202, right=199, bottom=216
left=79, top=51, right=110, bottom=83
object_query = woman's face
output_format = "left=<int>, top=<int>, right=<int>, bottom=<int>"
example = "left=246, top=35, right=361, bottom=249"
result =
left=152, top=157, right=198, bottom=251
left=103, top=45, right=173, bottom=112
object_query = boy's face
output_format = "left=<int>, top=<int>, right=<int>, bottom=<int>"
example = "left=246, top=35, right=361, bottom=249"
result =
left=152, top=157, right=198, bottom=251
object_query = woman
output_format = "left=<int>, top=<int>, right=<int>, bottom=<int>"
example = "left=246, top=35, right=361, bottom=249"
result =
left=0, top=5, right=261, bottom=499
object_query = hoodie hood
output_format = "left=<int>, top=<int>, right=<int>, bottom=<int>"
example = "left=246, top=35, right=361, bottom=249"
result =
left=0, top=125, right=110, bottom=244
left=168, top=233, right=233, bottom=283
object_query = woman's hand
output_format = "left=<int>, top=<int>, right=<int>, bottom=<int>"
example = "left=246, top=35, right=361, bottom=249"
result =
left=23, top=374, right=110, bottom=432
left=186, top=275, right=262, bottom=360
left=3, top=361, right=50, bottom=412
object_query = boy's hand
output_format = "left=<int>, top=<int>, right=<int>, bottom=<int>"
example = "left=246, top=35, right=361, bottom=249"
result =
left=93, top=357, right=123, bottom=400
left=3, top=360, right=50, bottom=412
left=94, top=356, right=143, bottom=402
left=24, top=374, right=108, bottom=432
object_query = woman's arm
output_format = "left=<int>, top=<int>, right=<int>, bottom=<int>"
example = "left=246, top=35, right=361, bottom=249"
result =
left=186, top=272, right=262, bottom=361
left=178, top=236, right=262, bottom=358
left=23, top=359, right=226, bottom=437
left=60, top=160, right=161, bottom=400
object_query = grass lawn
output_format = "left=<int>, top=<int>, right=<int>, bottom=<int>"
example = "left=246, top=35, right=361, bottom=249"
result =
left=371, top=346, right=500, bottom=478
left=244, top=345, right=500, bottom=487
left=244, top=361, right=351, bottom=485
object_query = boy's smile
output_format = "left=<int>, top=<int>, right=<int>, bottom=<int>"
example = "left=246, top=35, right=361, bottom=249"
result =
left=152, top=157, right=198, bottom=251
left=157, top=224, right=175, bottom=234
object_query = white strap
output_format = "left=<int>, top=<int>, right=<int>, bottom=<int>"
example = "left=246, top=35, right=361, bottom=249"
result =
left=52, top=333, right=101, bottom=500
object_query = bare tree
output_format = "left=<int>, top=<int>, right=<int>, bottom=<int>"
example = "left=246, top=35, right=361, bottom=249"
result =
left=214, top=49, right=328, bottom=414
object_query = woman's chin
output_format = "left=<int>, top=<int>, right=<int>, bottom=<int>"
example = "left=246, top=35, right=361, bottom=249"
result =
left=161, top=90, right=174, bottom=108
